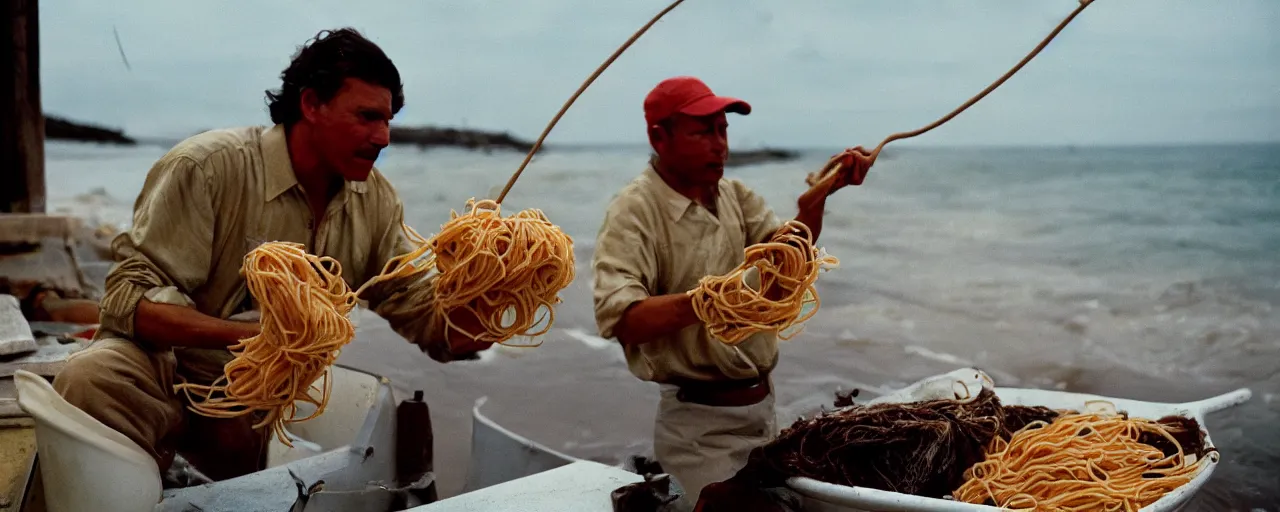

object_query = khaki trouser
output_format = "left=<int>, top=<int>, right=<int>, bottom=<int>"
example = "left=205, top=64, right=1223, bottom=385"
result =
left=51, top=338, right=269, bottom=481
left=654, top=383, right=778, bottom=510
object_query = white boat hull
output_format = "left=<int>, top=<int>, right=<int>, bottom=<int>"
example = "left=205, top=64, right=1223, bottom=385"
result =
left=461, top=396, right=580, bottom=494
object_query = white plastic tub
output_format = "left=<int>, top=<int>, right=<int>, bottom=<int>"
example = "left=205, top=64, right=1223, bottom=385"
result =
left=14, top=369, right=163, bottom=512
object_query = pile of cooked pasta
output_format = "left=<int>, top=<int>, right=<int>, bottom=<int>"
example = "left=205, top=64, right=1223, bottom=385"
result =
left=427, top=198, right=574, bottom=344
left=954, top=409, right=1212, bottom=510
left=175, top=241, right=358, bottom=446
left=357, top=198, right=575, bottom=345
left=688, top=220, right=838, bottom=345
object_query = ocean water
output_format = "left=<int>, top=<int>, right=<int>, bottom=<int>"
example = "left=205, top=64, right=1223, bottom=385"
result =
left=45, top=140, right=1280, bottom=510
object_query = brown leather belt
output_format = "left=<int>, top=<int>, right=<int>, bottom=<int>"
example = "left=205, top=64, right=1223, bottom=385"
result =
left=670, top=374, right=771, bottom=407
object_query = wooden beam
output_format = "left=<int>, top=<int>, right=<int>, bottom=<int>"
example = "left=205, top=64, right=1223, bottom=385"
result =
left=0, top=0, right=44, bottom=214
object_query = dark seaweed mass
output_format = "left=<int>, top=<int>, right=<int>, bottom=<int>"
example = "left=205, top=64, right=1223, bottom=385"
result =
left=735, top=388, right=1024, bottom=498
left=1139, top=415, right=1211, bottom=460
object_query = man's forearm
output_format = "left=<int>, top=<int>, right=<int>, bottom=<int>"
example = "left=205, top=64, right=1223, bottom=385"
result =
left=793, top=186, right=828, bottom=244
left=615, top=293, right=701, bottom=347
left=134, top=299, right=259, bottom=350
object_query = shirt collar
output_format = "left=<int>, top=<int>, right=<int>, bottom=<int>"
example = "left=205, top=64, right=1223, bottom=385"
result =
left=261, top=124, right=297, bottom=201
left=261, top=124, right=370, bottom=201
left=642, top=164, right=698, bottom=224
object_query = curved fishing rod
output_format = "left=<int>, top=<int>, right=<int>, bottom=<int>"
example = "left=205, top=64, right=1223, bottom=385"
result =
left=494, top=0, right=688, bottom=204
left=807, top=0, right=1098, bottom=190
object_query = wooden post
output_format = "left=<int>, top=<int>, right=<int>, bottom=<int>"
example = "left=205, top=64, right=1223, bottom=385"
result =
left=1, top=0, right=45, bottom=214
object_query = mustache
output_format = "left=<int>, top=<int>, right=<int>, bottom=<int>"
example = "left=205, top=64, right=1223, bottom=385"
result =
left=356, top=147, right=382, bottom=161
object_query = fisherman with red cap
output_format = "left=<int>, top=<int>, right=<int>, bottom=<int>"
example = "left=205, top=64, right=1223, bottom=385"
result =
left=591, top=76, right=873, bottom=508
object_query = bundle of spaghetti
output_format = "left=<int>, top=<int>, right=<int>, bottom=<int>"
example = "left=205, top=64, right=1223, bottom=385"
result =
left=953, top=411, right=1214, bottom=511
left=687, top=220, right=839, bottom=345
left=430, top=198, right=574, bottom=343
left=356, top=198, right=575, bottom=345
left=174, top=241, right=358, bottom=446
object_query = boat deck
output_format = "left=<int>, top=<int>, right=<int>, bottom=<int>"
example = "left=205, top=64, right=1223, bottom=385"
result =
left=0, top=418, right=35, bottom=510
left=410, top=461, right=642, bottom=512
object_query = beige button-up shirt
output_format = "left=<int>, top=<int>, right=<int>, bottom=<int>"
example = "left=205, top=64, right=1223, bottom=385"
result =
left=98, top=124, right=452, bottom=384
left=592, top=164, right=783, bottom=384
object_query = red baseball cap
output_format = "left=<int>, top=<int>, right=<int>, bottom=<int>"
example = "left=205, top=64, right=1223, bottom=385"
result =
left=643, top=76, right=751, bottom=126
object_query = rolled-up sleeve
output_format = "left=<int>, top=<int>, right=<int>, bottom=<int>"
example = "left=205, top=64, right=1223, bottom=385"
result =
left=99, top=154, right=215, bottom=341
left=359, top=200, right=468, bottom=363
left=592, top=201, right=657, bottom=341
left=732, top=180, right=783, bottom=245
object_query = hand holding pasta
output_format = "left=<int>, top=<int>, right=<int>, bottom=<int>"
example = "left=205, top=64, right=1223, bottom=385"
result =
left=178, top=198, right=577, bottom=444
left=688, top=221, right=838, bottom=345
left=174, top=242, right=358, bottom=446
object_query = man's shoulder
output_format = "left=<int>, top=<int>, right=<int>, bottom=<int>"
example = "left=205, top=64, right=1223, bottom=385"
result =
left=161, top=126, right=264, bottom=168
left=604, top=171, right=659, bottom=215
left=720, top=176, right=777, bottom=213
left=719, top=176, right=759, bottom=198
left=344, top=168, right=407, bottom=231
left=595, top=171, right=669, bottom=244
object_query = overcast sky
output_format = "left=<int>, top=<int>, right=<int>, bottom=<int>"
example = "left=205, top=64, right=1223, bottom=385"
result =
left=39, top=0, right=1280, bottom=147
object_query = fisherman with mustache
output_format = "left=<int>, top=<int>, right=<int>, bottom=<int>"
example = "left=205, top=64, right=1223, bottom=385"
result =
left=52, top=28, right=491, bottom=484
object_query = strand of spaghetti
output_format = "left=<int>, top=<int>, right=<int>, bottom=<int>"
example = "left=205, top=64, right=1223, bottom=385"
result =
left=173, top=242, right=357, bottom=446
left=495, top=0, right=686, bottom=203
left=807, top=0, right=1097, bottom=189
left=953, top=411, right=1213, bottom=510
left=688, top=220, right=839, bottom=345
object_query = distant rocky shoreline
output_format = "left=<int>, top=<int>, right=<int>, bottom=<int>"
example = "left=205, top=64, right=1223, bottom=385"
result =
left=389, top=125, right=534, bottom=153
left=42, top=116, right=801, bottom=167
left=725, top=147, right=798, bottom=168
left=45, top=116, right=136, bottom=145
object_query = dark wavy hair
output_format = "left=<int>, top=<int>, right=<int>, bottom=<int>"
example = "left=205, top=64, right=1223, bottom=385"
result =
left=265, top=28, right=405, bottom=126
